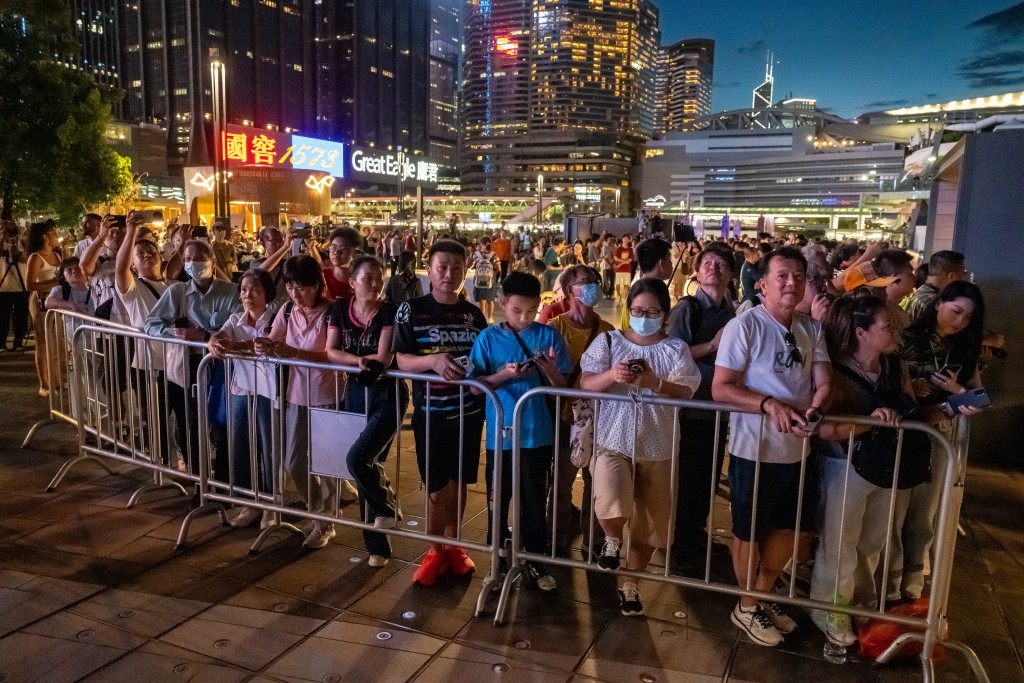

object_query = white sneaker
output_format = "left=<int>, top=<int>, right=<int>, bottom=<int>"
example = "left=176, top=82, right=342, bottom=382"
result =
left=230, top=506, right=261, bottom=528
left=732, top=603, right=783, bottom=647
left=259, top=510, right=274, bottom=530
left=597, top=537, right=621, bottom=571
left=758, top=600, right=797, bottom=634
left=368, top=554, right=388, bottom=567
left=339, top=480, right=359, bottom=503
left=825, top=611, right=858, bottom=646
left=373, top=515, right=397, bottom=530
left=303, top=521, right=336, bottom=549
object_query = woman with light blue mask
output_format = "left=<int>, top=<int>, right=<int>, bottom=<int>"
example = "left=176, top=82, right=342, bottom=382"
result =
left=579, top=277, right=701, bottom=617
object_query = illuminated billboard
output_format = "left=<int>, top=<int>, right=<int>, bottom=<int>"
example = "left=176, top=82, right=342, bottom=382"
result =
left=221, top=125, right=344, bottom=178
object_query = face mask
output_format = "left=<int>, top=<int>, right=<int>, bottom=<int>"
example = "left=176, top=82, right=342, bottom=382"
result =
left=575, top=283, right=601, bottom=307
left=184, top=260, right=213, bottom=281
left=629, top=314, right=663, bottom=337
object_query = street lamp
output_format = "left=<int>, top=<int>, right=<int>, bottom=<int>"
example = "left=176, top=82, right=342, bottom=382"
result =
left=396, top=146, right=406, bottom=225
left=209, top=48, right=229, bottom=226
left=615, top=188, right=621, bottom=217
left=536, top=174, right=544, bottom=230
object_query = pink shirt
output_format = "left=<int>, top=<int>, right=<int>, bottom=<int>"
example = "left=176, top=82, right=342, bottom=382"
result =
left=270, top=301, right=340, bottom=407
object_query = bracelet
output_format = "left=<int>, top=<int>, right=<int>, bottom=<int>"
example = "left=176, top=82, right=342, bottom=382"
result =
left=759, top=395, right=773, bottom=413
left=654, top=378, right=664, bottom=394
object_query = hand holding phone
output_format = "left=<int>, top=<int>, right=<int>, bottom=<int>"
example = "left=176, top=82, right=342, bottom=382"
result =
left=627, top=358, right=647, bottom=374
left=802, top=408, right=824, bottom=433
left=944, top=387, right=992, bottom=416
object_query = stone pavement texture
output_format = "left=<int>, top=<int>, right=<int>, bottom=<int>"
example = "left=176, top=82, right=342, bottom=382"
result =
left=1, top=348, right=1022, bottom=683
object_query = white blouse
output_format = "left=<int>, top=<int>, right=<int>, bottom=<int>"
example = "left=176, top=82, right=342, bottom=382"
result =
left=580, top=331, right=701, bottom=460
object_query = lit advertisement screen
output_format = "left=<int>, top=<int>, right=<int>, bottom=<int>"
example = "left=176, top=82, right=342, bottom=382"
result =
left=220, top=125, right=344, bottom=178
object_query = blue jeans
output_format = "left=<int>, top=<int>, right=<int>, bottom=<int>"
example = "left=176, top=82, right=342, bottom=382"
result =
left=228, top=393, right=275, bottom=496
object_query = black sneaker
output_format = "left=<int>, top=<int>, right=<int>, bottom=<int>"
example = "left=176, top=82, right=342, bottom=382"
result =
left=597, top=537, right=621, bottom=571
left=618, top=582, right=644, bottom=616
left=522, top=561, right=557, bottom=591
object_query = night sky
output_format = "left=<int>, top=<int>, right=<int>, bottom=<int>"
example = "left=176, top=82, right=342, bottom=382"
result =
left=658, top=0, right=1024, bottom=118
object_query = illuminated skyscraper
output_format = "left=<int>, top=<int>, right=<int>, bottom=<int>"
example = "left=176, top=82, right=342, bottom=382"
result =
left=69, top=0, right=121, bottom=93
left=661, top=38, right=714, bottom=133
left=428, top=0, right=461, bottom=167
left=752, top=52, right=774, bottom=110
left=461, top=0, right=660, bottom=212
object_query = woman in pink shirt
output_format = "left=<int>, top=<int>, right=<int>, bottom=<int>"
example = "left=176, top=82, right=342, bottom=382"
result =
left=255, top=255, right=347, bottom=549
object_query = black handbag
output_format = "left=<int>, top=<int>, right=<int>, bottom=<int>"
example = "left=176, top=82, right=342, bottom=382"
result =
left=834, top=361, right=932, bottom=489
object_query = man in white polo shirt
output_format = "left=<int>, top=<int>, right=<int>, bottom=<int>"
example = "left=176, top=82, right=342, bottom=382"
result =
left=713, top=246, right=831, bottom=647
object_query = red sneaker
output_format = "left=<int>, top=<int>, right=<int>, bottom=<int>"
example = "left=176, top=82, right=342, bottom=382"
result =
left=412, top=548, right=450, bottom=586
left=445, top=546, right=476, bottom=576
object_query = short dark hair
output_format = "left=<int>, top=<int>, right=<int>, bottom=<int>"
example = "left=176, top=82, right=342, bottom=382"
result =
left=282, top=254, right=326, bottom=304
left=239, top=267, right=277, bottom=303
left=57, top=257, right=81, bottom=289
left=134, top=238, right=159, bottom=255
left=627, top=277, right=671, bottom=315
left=328, top=226, right=360, bottom=246
left=928, top=250, right=965, bottom=277
left=428, top=239, right=466, bottom=264
left=759, top=246, right=807, bottom=280
left=696, top=242, right=735, bottom=272
left=874, top=249, right=913, bottom=277
left=501, top=271, right=541, bottom=299
left=636, top=238, right=671, bottom=273
left=529, top=258, right=546, bottom=277
left=82, top=213, right=101, bottom=223
left=561, top=264, right=599, bottom=292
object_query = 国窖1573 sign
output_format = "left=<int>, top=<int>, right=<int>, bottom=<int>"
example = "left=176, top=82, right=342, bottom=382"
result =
left=220, top=124, right=345, bottom=177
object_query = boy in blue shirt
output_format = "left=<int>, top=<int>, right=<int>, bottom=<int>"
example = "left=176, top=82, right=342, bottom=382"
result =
left=470, top=271, right=572, bottom=591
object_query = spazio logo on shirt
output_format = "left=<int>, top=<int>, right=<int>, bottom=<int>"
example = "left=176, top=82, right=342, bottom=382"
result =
left=427, top=328, right=478, bottom=344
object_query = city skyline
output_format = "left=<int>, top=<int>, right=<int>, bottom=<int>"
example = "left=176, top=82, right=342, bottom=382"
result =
left=659, top=0, right=1024, bottom=118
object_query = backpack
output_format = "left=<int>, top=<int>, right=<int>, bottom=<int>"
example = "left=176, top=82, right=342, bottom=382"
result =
left=475, top=254, right=494, bottom=289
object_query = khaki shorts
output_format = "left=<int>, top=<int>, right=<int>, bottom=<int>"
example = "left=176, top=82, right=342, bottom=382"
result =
left=591, top=446, right=673, bottom=548
left=614, top=271, right=632, bottom=287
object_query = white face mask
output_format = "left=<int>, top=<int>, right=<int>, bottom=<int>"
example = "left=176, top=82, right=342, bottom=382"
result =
left=184, top=260, right=213, bottom=281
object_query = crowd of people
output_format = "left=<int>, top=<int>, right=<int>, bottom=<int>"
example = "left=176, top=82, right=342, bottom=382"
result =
left=0, top=211, right=1005, bottom=653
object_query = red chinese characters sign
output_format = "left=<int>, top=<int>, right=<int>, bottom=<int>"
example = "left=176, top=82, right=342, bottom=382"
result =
left=219, top=124, right=344, bottom=178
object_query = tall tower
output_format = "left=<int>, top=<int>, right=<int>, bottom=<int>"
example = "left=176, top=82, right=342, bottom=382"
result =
left=428, top=0, right=461, bottom=167
left=752, top=51, right=774, bottom=110
left=461, top=0, right=661, bottom=210
left=662, top=38, right=715, bottom=132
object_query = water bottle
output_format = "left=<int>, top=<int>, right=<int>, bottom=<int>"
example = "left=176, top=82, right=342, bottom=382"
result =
left=823, top=638, right=847, bottom=665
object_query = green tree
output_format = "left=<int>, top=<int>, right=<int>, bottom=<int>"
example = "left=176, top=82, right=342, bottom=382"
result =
left=0, top=0, right=130, bottom=221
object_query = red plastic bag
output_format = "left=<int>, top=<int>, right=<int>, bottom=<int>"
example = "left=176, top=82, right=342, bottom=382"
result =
left=857, top=598, right=946, bottom=661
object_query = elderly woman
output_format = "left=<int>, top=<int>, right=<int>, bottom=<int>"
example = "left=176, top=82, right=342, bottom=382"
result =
left=580, top=277, right=701, bottom=617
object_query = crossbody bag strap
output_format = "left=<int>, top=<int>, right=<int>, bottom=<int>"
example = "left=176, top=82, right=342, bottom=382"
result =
left=504, top=322, right=547, bottom=386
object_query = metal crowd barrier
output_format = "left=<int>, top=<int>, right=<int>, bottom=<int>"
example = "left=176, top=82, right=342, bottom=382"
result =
left=495, top=386, right=988, bottom=683
left=22, top=308, right=136, bottom=457
left=176, top=350, right=507, bottom=618
left=50, top=324, right=211, bottom=506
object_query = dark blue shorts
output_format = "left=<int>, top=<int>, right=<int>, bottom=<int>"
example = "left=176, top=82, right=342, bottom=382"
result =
left=728, top=455, right=818, bottom=542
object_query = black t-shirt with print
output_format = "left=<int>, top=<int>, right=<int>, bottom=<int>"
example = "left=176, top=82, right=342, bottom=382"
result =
left=392, top=293, right=487, bottom=414
left=327, top=297, right=397, bottom=357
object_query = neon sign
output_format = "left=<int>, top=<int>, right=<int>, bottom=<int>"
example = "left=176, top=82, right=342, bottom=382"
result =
left=350, top=149, right=439, bottom=183
left=221, top=125, right=344, bottom=178
left=495, top=36, right=518, bottom=58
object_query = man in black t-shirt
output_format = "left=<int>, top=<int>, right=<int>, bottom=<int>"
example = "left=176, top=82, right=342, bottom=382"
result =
left=394, top=240, right=488, bottom=586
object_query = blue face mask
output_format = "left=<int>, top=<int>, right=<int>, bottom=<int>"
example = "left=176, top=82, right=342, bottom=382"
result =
left=575, top=282, right=601, bottom=307
left=629, top=314, right=663, bottom=337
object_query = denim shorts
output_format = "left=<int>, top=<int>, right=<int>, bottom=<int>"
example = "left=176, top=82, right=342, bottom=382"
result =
left=728, top=455, right=818, bottom=542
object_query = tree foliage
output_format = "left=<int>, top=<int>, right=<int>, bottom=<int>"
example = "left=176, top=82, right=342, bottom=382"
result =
left=0, top=0, right=131, bottom=221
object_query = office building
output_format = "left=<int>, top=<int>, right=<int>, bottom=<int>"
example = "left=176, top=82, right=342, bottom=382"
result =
left=461, top=0, right=660, bottom=213
left=69, top=0, right=121, bottom=93
left=640, top=105, right=905, bottom=232
left=114, top=0, right=431, bottom=175
left=660, top=38, right=714, bottom=134
left=428, top=0, right=461, bottom=167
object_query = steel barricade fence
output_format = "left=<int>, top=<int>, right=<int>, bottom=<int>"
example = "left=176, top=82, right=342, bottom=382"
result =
left=180, top=350, right=508, bottom=618
left=22, top=308, right=137, bottom=454
left=55, top=324, right=212, bottom=507
left=495, top=386, right=989, bottom=683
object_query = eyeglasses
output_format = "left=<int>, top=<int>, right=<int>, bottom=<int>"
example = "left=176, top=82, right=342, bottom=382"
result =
left=784, top=332, right=803, bottom=365
left=628, top=308, right=663, bottom=319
